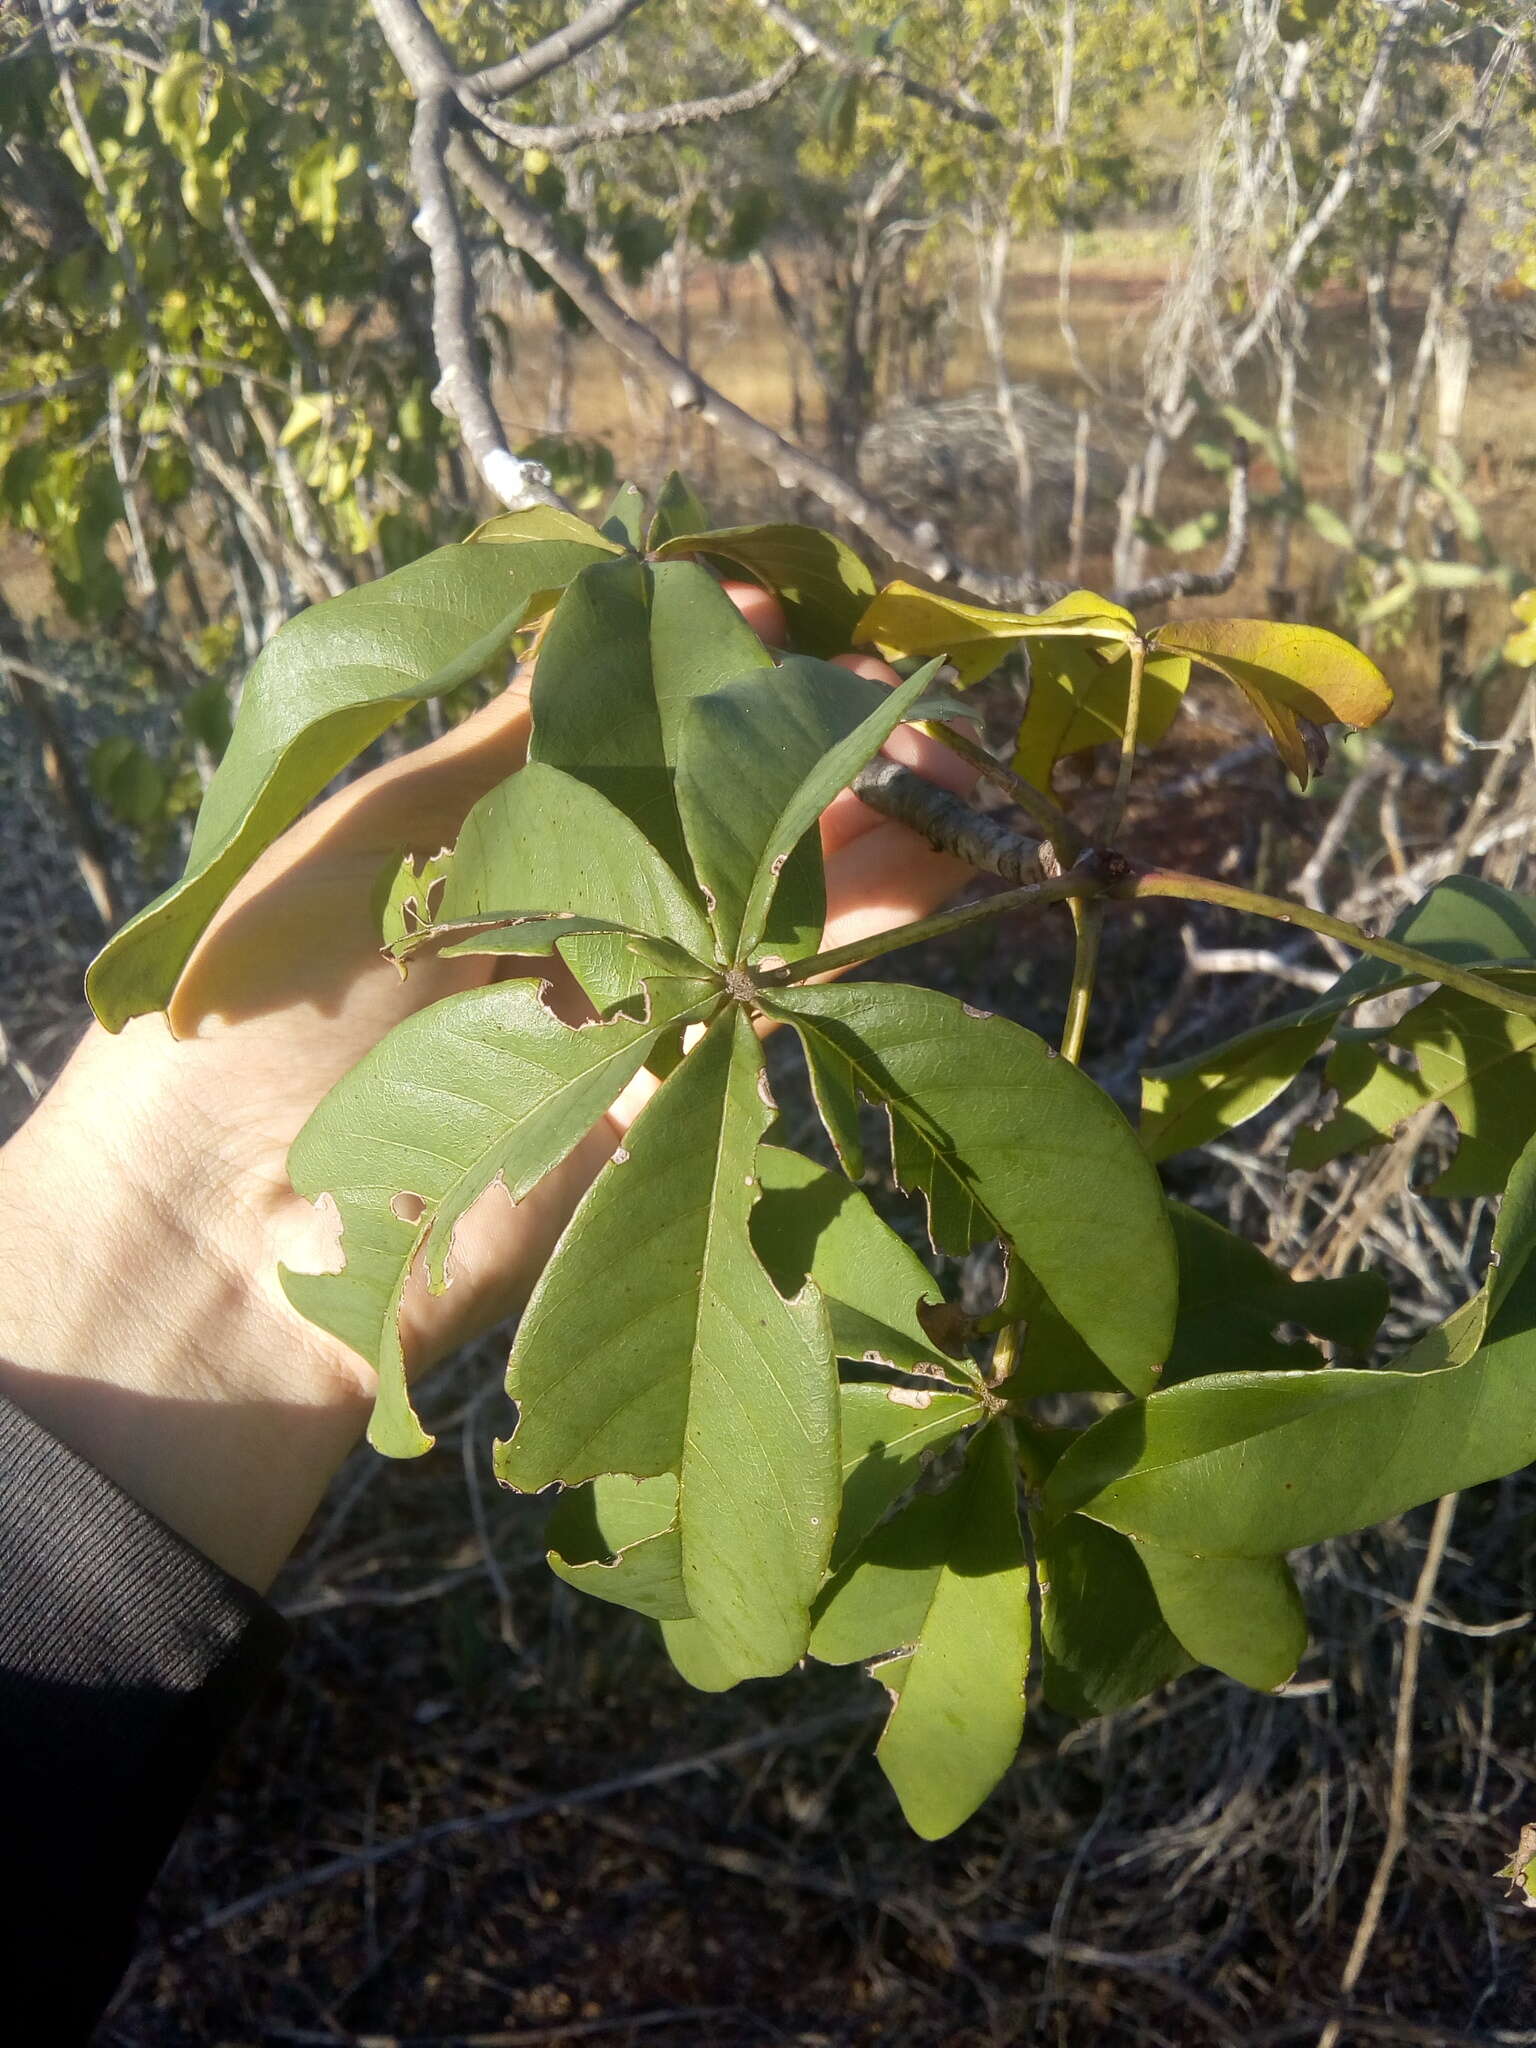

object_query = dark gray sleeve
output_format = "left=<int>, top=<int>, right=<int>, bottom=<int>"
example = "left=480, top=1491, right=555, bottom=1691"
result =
left=0, top=1393, right=290, bottom=2043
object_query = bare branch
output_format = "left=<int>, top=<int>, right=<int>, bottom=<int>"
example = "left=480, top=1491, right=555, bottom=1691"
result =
left=851, top=760, right=1044, bottom=883
left=369, top=0, right=562, bottom=512
left=469, top=0, right=649, bottom=101
left=1112, top=443, right=1251, bottom=610
left=753, top=0, right=1000, bottom=132
left=445, top=126, right=1065, bottom=604
left=0, top=369, right=102, bottom=409
left=457, top=52, right=806, bottom=155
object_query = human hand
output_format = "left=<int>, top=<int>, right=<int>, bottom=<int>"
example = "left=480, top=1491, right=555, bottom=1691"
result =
left=0, top=582, right=976, bottom=1586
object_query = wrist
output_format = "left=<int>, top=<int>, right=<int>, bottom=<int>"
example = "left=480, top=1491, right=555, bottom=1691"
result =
left=0, top=1022, right=372, bottom=1591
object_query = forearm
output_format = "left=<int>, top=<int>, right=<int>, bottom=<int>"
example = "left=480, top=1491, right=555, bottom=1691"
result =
left=0, top=1023, right=374, bottom=1592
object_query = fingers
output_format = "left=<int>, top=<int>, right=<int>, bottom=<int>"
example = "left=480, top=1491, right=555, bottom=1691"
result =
left=819, top=651, right=979, bottom=857
left=719, top=578, right=789, bottom=647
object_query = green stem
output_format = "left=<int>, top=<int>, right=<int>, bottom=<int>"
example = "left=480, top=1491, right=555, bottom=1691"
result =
left=915, top=719, right=1082, bottom=856
left=1098, top=635, right=1146, bottom=847
left=1059, top=898, right=1104, bottom=1063
left=755, top=871, right=1095, bottom=988
left=1119, top=867, right=1536, bottom=1021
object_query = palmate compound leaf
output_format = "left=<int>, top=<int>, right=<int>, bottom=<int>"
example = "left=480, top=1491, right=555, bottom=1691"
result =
left=760, top=983, right=1177, bottom=1394
left=281, top=970, right=718, bottom=1458
left=1291, top=971, right=1536, bottom=1196
left=525, top=553, right=824, bottom=962
left=809, top=1421, right=1030, bottom=1839
left=675, top=656, right=943, bottom=964
left=854, top=583, right=1136, bottom=688
left=496, top=1006, right=841, bottom=1683
left=750, top=1145, right=983, bottom=1390
left=86, top=517, right=619, bottom=1028
left=1042, top=1133, right=1536, bottom=1558
left=1140, top=874, right=1536, bottom=1163
left=1149, top=617, right=1393, bottom=787
left=650, top=521, right=877, bottom=657
left=1013, top=640, right=1191, bottom=791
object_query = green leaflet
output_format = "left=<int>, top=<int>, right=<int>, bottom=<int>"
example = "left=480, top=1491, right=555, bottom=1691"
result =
left=1001, top=1203, right=1385, bottom=1399
left=600, top=480, right=648, bottom=549
left=1292, top=972, right=1536, bottom=1196
left=763, top=982, right=1177, bottom=1394
left=281, top=975, right=715, bottom=1457
left=527, top=554, right=768, bottom=881
left=675, top=656, right=941, bottom=963
left=1136, top=1546, right=1307, bottom=1691
left=751, top=1145, right=981, bottom=1389
left=1140, top=875, right=1536, bottom=1162
left=811, top=1423, right=1031, bottom=1839
left=828, top=1380, right=983, bottom=1571
left=440, top=759, right=715, bottom=959
left=1036, top=1515, right=1191, bottom=1717
left=647, top=471, right=710, bottom=548
left=660, top=1615, right=741, bottom=1692
left=1043, top=1135, right=1536, bottom=1555
left=545, top=1473, right=691, bottom=1621
left=497, top=1008, right=841, bottom=1682
left=1161, top=1203, right=1387, bottom=1383
left=651, top=521, right=877, bottom=656
left=87, top=525, right=613, bottom=1027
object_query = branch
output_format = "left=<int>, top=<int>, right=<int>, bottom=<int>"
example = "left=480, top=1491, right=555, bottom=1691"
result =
left=369, top=0, right=563, bottom=512
left=752, top=0, right=1001, bottom=132
left=469, top=0, right=649, bottom=101
left=458, top=53, right=806, bottom=155
left=1112, top=443, right=1251, bottom=609
left=850, top=760, right=1044, bottom=884
left=444, top=126, right=1065, bottom=603
left=0, top=369, right=102, bottom=409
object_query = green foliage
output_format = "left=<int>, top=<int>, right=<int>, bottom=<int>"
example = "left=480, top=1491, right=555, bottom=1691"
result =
left=84, top=493, right=1536, bottom=1840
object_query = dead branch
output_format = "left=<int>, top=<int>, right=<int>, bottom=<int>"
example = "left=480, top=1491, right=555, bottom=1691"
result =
left=459, top=53, right=806, bottom=155
left=752, top=0, right=1001, bottom=132
left=468, top=0, right=650, bottom=100
left=1112, top=442, right=1251, bottom=610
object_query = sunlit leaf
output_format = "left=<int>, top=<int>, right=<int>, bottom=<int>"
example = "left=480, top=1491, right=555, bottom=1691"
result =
left=1150, top=618, right=1392, bottom=787
left=856, top=583, right=1136, bottom=688
left=811, top=1422, right=1029, bottom=1839
left=1014, top=642, right=1190, bottom=789
left=1140, top=875, right=1536, bottom=1161
left=751, top=1146, right=980, bottom=1388
left=497, top=1008, right=840, bottom=1681
left=545, top=1473, right=690, bottom=1620
left=652, top=522, right=877, bottom=656
left=1291, top=971, right=1536, bottom=1196
left=763, top=982, right=1177, bottom=1393
left=1137, top=1546, right=1307, bottom=1690
left=282, top=975, right=715, bottom=1457
left=87, top=526, right=614, bottom=1027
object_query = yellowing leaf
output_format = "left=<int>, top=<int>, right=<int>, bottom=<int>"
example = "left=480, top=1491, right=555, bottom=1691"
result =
left=1014, top=641, right=1191, bottom=788
left=1151, top=619, right=1392, bottom=786
left=855, top=583, right=1136, bottom=687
